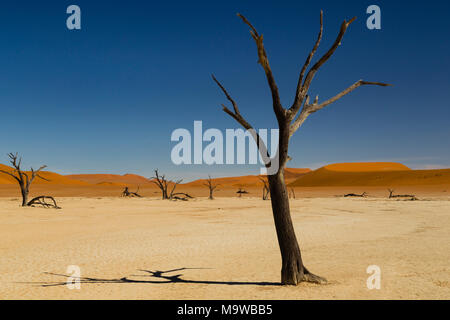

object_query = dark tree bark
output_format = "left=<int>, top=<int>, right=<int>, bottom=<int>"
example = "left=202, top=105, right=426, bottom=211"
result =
left=213, top=11, right=390, bottom=285
left=0, top=153, right=49, bottom=207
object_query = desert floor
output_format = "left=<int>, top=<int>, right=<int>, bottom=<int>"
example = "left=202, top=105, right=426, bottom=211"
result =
left=0, top=196, right=449, bottom=299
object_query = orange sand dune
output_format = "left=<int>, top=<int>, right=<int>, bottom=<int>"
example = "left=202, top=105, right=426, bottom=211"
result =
left=184, top=168, right=311, bottom=188
left=290, top=162, right=450, bottom=187
left=324, top=162, right=410, bottom=172
left=0, top=164, right=89, bottom=186
left=96, top=182, right=128, bottom=187
left=66, top=173, right=151, bottom=186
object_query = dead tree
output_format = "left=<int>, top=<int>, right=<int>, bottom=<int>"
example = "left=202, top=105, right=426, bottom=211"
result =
left=150, top=170, right=184, bottom=200
left=289, top=188, right=296, bottom=199
left=236, top=188, right=249, bottom=198
left=0, top=153, right=52, bottom=207
left=150, top=169, right=170, bottom=199
left=204, top=175, right=220, bottom=200
left=388, top=189, right=417, bottom=200
left=344, top=192, right=367, bottom=198
left=259, top=177, right=270, bottom=200
left=213, top=12, right=390, bottom=285
left=121, top=186, right=142, bottom=198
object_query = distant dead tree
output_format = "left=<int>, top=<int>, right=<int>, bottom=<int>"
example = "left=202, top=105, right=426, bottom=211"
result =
left=0, top=153, right=60, bottom=208
left=289, top=188, right=296, bottom=199
left=121, top=186, right=142, bottom=198
left=236, top=188, right=249, bottom=198
left=204, top=175, right=220, bottom=200
left=213, top=12, right=390, bottom=285
left=388, top=189, right=417, bottom=200
left=258, top=177, right=270, bottom=200
left=150, top=169, right=172, bottom=199
left=344, top=192, right=367, bottom=198
left=150, top=170, right=192, bottom=200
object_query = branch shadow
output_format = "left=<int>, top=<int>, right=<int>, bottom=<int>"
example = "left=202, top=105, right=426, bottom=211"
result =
left=24, top=267, right=281, bottom=288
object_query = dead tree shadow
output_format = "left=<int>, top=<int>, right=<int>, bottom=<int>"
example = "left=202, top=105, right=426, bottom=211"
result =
left=28, top=267, right=281, bottom=287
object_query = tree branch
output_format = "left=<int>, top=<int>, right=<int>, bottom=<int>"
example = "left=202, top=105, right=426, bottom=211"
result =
left=307, top=80, right=391, bottom=112
left=212, top=75, right=272, bottom=166
left=290, top=10, right=323, bottom=116
left=237, top=13, right=286, bottom=122
left=0, top=169, right=21, bottom=183
left=300, top=17, right=356, bottom=106
left=290, top=80, right=391, bottom=136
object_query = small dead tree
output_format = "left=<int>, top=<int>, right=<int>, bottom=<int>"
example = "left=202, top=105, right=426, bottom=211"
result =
left=121, top=186, right=142, bottom=198
left=213, top=12, right=390, bottom=285
left=150, top=169, right=170, bottom=199
left=259, top=177, right=270, bottom=200
left=0, top=153, right=59, bottom=207
left=204, top=175, right=220, bottom=200
left=289, top=188, right=296, bottom=199
left=150, top=170, right=187, bottom=200
left=236, top=188, right=249, bottom=198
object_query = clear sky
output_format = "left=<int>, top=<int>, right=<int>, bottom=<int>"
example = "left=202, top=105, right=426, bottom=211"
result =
left=0, top=0, right=449, bottom=181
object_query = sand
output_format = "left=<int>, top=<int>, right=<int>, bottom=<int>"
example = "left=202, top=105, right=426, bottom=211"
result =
left=1, top=196, right=449, bottom=300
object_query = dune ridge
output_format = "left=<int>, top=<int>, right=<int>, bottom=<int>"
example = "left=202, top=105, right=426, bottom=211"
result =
left=183, top=168, right=311, bottom=188
left=66, top=173, right=152, bottom=186
left=290, top=162, right=450, bottom=187
left=0, top=164, right=88, bottom=186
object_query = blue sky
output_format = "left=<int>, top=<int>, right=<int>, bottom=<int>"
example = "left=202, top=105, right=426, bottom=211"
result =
left=0, top=0, right=449, bottom=181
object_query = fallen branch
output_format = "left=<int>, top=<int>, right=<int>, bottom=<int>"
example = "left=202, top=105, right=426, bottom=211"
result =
left=171, top=192, right=194, bottom=201
left=344, top=192, right=367, bottom=198
left=388, top=189, right=417, bottom=200
left=27, top=196, right=61, bottom=209
left=121, top=186, right=142, bottom=198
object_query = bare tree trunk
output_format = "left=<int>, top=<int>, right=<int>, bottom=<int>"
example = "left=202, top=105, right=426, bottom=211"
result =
left=20, top=183, right=28, bottom=207
left=267, top=172, right=302, bottom=284
left=268, top=171, right=325, bottom=284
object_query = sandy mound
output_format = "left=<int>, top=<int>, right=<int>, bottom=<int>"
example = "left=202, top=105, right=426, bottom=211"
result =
left=290, top=162, right=450, bottom=187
